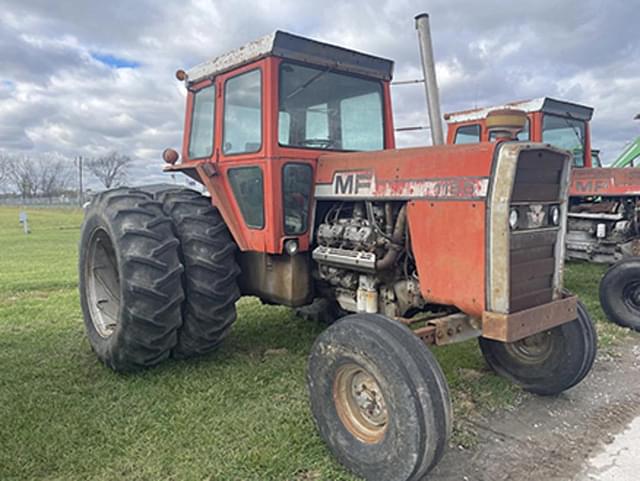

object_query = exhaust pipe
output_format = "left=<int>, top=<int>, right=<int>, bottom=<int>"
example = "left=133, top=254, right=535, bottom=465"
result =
left=415, top=13, right=444, bottom=146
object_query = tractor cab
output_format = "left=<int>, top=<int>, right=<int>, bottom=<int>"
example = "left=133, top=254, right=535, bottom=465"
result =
left=165, top=31, right=395, bottom=257
left=164, top=31, right=395, bottom=304
left=444, top=97, right=595, bottom=167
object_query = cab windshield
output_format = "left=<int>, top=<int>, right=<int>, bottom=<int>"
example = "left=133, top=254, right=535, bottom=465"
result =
left=542, top=114, right=586, bottom=167
left=278, top=62, right=384, bottom=151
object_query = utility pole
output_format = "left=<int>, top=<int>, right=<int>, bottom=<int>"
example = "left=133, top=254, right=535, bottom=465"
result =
left=77, top=155, right=84, bottom=206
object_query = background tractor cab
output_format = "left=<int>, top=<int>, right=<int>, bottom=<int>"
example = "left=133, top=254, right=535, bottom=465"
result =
left=445, top=97, right=595, bottom=167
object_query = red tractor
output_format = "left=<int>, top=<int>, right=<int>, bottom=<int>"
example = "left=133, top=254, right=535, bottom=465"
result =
left=79, top=20, right=596, bottom=481
left=445, top=99, right=640, bottom=331
left=445, top=97, right=640, bottom=263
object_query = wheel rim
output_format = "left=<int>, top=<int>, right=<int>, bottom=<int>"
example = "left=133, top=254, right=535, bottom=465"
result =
left=622, top=281, right=640, bottom=314
left=333, top=363, right=388, bottom=443
left=505, top=331, right=554, bottom=364
left=85, top=228, right=121, bottom=338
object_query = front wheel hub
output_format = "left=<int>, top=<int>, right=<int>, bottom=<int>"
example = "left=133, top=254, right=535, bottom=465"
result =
left=623, top=282, right=640, bottom=312
left=333, top=363, right=388, bottom=444
left=505, top=331, right=554, bottom=364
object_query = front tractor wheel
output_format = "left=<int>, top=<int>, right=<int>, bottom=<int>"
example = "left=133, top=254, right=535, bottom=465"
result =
left=307, top=314, right=451, bottom=481
left=599, top=258, right=640, bottom=331
left=79, top=189, right=184, bottom=372
left=479, top=300, right=597, bottom=395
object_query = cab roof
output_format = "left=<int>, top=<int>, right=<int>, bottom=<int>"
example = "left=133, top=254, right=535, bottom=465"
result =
left=444, top=97, right=594, bottom=123
left=185, top=31, right=394, bottom=85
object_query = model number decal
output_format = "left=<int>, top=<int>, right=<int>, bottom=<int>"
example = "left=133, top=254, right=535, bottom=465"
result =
left=315, top=173, right=489, bottom=200
left=379, top=178, right=489, bottom=198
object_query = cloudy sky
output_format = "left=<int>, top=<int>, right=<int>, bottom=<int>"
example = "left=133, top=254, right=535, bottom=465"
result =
left=1, top=0, right=638, bottom=189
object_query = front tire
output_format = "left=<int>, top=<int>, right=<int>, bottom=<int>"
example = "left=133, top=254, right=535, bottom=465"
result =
left=479, top=300, right=597, bottom=395
left=599, top=258, right=640, bottom=331
left=79, top=189, right=184, bottom=371
left=307, top=314, right=451, bottom=481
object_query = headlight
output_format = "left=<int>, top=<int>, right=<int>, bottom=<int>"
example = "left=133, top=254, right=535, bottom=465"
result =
left=509, top=208, right=519, bottom=230
left=550, top=206, right=560, bottom=226
left=284, top=239, right=299, bottom=256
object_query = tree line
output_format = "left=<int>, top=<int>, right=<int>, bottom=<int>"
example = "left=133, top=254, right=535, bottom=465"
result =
left=0, top=152, right=132, bottom=199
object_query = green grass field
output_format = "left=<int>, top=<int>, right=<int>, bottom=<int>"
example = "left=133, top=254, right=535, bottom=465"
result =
left=0, top=206, right=625, bottom=481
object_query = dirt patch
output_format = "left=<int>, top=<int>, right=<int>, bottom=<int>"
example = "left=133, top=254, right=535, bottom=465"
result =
left=430, top=334, right=640, bottom=481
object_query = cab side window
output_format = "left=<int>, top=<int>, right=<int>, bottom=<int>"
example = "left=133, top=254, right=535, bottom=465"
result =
left=188, top=85, right=215, bottom=159
left=454, top=124, right=481, bottom=144
left=223, top=69, right=262, bottom=155
left=228, top=166, right=264, bottom=229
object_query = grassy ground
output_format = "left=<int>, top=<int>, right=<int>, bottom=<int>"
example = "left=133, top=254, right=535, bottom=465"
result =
left=0, top=206, right=626, bottom=481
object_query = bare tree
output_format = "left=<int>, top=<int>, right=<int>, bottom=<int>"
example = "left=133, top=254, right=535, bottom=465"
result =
left=6, top=155, right=38, bottom=199
left=0, top=153, right=8, bottom=188
left=35, top=157, right=74, bottom=198
left=87, top=152, right=132, bottom=189
left=2, top=153, right=74, bottom=199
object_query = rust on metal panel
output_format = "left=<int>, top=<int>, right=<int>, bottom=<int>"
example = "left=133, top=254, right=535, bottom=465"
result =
left=481, top=295, right=578, bottom=343
left=163, top=160, right=205, bottom=184
left=402, top=312, right=481, bottom=346
left=186, top=33, right=275, bottom=84
left=413, top=325, right=436, bottom=345
left=237, top=252, right=312, bottom=306
left=444, top=98, right=546, bottom=123
left=396, top=309, right=452, bottom=326
left=430, top=313, right=482, bottom=346
left=487, top=143, right=519, bottom=313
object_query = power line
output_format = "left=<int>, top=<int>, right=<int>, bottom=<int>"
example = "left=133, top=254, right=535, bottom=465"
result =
left=392, top=78, right=425, bottom=86
left=395, top=125, right=431, bottom=132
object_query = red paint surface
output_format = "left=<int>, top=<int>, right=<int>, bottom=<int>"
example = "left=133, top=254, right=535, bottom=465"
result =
left=408, top=200, right=487, bottom=317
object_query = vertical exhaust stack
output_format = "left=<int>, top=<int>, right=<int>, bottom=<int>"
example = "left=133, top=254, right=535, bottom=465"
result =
left=415, top=13, right=444, bottom=146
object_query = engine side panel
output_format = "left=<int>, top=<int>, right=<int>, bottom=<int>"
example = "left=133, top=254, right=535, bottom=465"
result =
left=315, top=144, right=496, bottom=199
left=407, top=200, right=486, bottom=317
left=314, top=143, right=497, bottom=319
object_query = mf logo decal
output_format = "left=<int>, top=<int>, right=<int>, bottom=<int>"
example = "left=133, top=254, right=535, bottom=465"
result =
left=331, top=171, right=375, bottom=197
left=573, top=179, right=610, bottom=194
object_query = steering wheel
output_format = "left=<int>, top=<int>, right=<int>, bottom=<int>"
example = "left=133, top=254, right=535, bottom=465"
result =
left=300, top=138, right=335, bottom=149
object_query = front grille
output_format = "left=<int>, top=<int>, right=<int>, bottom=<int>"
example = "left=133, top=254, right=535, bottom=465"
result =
left=509, top=149, right=565, bottom=312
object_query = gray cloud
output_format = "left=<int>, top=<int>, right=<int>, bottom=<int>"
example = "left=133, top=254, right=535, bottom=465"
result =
left=0, top=0, right=638, bottom=192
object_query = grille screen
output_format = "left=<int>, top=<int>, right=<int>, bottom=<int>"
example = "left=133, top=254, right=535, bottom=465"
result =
left=509, top=150, right=565, bottom=312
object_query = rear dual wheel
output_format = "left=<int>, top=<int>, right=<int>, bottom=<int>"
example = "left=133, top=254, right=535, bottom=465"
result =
left=79, top=186, right=240, bottom=371
left=152, top=187, right=240, bottom=358
left=307, top=314, right=451, bottom=481
left=79, top=189, right=184, bottom=371
left=479, top=299, right=597, bottom=395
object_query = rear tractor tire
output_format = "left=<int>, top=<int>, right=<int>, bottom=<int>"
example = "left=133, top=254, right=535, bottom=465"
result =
left=599, top=258, right=640, bottom=331
left=154, top=187, right=241, bottom=358
left=479, top=299, right=597, bottom=395
left=79, top=189, right=184, bottom=372
left=307, top=314, right=451, bottom=481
